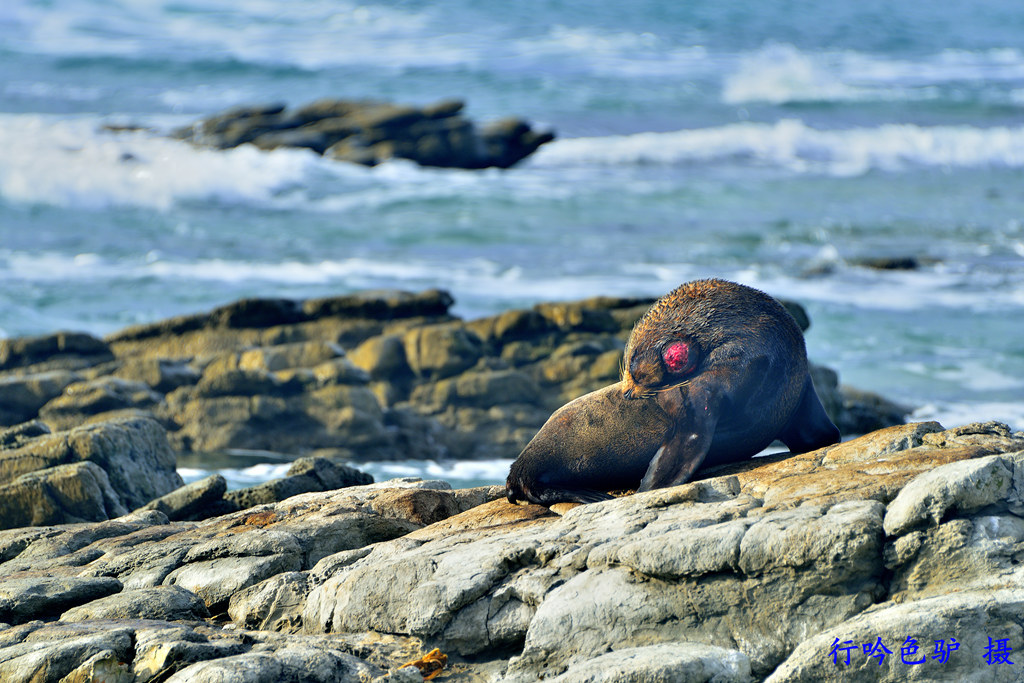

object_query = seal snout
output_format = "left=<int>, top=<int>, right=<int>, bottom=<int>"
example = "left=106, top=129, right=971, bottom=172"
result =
left=624, top=352, right=663, bottom=398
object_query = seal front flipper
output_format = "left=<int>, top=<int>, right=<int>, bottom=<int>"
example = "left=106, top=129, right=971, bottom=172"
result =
left=637, top=384, right=719, bottom=491
left=778, top=374, right=841, bottom=454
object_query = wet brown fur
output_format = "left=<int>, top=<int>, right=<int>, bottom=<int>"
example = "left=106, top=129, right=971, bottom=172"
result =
left=506, top=278, right=841, bottom=506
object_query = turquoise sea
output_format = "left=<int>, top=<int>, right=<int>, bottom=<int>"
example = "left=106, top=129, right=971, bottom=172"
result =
left=2, top=0, right=1023, bottom=487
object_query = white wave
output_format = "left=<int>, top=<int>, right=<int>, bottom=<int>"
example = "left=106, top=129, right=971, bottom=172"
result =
left=723, top=44, right=1024, bottom=105
left=912, top=402, right=1024, bottom=433
left=745, top=265, right=1024, bottom=313
left=510, top=25, right=718, bottom=78
left=360, top=459, right=514, bottom=484
left=932, top=365, right=1024, bottom=393
left=6, top=0, right=476, bottom=70
left=4, top=80, right=104, bottom=103
left=723, top=44, right=867, bottom=105
left=0, top=114, right=333, bottom=210
left=4, top=246, right=1021, bottom=319
left=849, top=47, right=1024, bottom=87
left=0, top=113, right=580, bottom=212
left=0, top=250, right=478, bottom=286
left=178, top=463, right=290, bottom=488
left=533, top=119, right=1024, bottom=176
left=179, top=459, right=512, bottom=490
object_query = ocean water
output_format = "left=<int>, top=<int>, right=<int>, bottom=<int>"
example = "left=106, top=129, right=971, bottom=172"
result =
left=2, top=0, right=1023, bottom=488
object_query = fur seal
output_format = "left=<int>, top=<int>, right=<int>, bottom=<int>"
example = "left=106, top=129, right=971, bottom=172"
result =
left=506, top=278, right=840, bottom=506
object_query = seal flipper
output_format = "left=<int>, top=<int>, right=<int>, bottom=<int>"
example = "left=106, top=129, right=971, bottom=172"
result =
left=637, top=384, right=718, bottom=491
left=778, top=374, right=841, bottom=454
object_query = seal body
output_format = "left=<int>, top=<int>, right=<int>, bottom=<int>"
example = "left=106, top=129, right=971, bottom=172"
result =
left=506, top=278, right=840, bottom=506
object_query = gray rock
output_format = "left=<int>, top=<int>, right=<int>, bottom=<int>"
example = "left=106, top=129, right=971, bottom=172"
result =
left=138, top=474, right=232, bottom=521
left=0, top=575, right=122, bottom=623
left=228, top=571, right=308, bottom=632
left=766, top=588, right=1024, bottom=682
left=286, top=456, right=373, bottom=490
left=166, top=554, right=303, bottom=613
left=0, top=622, right=134, bottom=683
left=0, top=415, right=182, bottom=516
left=0, top=371, right=80, bottom=427
left=0, top=509, right=170, bottom=572
left=59, top=584, right=210, bottom=622
left=0, top=331, right=113, bottom=372
left=0, top=421, right=1019, bottom=681
left=303, top=423, right=1021, bottom=680
left=39, top=376, right=163, bottom=429
left=165, top=646, right=382, bottom=683
left=547, top=642, right=753, bottom=683
left=225, top=457, right=373, bottom=510
left=0, top=478, right=484, bottom=622
left=884, top=452, right=1019, bottom=536
left=59, top=648, right=134, bottom=683
left=0, top=461, right=128, bottom=529
left=0, top=619, right=389, bottom=683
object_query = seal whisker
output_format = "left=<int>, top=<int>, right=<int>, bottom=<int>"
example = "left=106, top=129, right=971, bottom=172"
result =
left=658, top=379, right=691, bottom=393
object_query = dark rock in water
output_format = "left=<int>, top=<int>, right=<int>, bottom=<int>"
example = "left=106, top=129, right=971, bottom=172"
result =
left=779, top=298, right=811, bottom=332
left=172, top=98, right=555, bottom=170
left=837, top=385, right=914, bottom=434
left=479, top=117, right=557, bottom=169
left=853, top=256, right=924, bottom=270
left=302, top=288, right=454, bottom=321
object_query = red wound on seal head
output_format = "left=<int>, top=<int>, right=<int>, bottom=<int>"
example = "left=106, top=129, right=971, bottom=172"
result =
left=662, top=341, right=690, bottom=374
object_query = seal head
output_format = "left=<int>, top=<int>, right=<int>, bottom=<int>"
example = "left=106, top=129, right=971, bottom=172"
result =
left=621, top=278, right=840, bottom=491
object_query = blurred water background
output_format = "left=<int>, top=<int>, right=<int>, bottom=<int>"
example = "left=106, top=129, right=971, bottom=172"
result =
left=2, top=0, right=1022, bottom=487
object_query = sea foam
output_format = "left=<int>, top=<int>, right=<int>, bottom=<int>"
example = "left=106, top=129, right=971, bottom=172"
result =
left=0, top=114, right=324, bottom=210
left=533, top=119, right=1024, bottom=176
left=722, top=44, right=1024, bottom=105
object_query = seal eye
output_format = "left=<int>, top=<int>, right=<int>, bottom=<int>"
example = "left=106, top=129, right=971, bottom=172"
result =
left=662, top=342, right=690, bottom=374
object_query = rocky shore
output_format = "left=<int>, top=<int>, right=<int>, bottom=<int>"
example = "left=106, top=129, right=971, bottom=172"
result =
left=10, top=288, right=1016, bottom=681
left=169, top=98, right=555, bottom=169
left=0, top=419, right=1022, bottom=681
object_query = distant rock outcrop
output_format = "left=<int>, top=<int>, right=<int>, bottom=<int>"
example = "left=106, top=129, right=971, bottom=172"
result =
left=172, top=98, right=555, bottom=169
